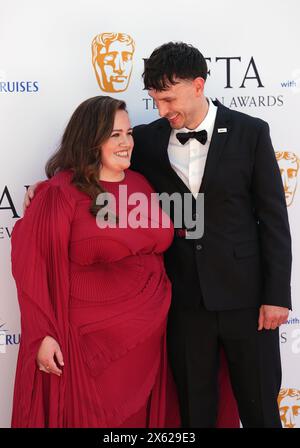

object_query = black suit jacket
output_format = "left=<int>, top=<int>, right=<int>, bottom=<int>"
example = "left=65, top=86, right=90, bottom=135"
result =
left=131, top=101, right=292, bottom=311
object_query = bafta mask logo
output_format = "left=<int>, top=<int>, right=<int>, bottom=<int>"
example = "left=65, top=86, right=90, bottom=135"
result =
left=278, top=388, right=300, bottom=428
left=92, top=32, right=135, bottom=93
left=276, top=151, right=300, bottom=207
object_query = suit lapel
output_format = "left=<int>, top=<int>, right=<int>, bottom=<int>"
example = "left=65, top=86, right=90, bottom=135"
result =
left=153, top=101, right=232, bottom=196
left=155, top=118, right=192, bottom=195
left=199, top=101, right=232, bottom=193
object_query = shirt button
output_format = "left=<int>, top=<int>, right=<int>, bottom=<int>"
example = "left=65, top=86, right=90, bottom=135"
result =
left=196, top=244, right=203, bottom=251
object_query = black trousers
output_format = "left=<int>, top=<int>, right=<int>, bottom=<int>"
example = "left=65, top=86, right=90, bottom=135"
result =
left=167, top=305, right=282, bottom=428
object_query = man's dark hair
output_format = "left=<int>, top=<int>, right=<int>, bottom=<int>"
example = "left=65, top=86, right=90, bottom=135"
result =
left=143, top=42, right=208, bottom=91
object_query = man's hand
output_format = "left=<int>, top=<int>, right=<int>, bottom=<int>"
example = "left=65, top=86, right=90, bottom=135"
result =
left=23, top=181, right=42, bottom=214
left=258, top=305, right=289, bottom=331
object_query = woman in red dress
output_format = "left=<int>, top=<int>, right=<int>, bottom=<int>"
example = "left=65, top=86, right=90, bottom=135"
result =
left=11, top=96, right=239, bottom=427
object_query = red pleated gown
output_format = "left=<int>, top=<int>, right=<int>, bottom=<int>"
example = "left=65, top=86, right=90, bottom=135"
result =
left=11, top=169, right=239, bottom=427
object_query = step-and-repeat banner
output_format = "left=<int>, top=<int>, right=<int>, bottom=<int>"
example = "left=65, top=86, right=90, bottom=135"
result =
left=0, top=0, right=299, bottom=428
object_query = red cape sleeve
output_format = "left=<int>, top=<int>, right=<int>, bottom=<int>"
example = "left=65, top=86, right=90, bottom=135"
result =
left=11, top=180, right=75, bottom=427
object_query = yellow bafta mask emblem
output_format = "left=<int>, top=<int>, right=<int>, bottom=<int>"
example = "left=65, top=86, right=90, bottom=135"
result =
left=276, top=151, right=300, bottom=207
left=92, top=33, right=135, bottom=93
left=278, top=389, right=300, bottom=428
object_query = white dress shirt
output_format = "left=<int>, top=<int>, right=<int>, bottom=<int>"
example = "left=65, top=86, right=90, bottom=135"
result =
left=167, top=98, right=217, bottom=198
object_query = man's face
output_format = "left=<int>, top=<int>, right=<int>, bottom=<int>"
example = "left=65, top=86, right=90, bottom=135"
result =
left=277, top=156, right=299, bottom=206
left=95, top=40, right=134, bottom=93
left=148, top=78, right=204, bottom=130
left=279, top=395, right=300, bottom=428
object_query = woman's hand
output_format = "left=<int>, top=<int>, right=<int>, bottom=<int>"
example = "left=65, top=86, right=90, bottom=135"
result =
left=36, top=336, right=64, bottom=377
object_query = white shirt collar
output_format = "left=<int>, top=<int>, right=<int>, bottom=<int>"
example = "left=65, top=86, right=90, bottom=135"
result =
left=173, top=98, right=217, bottom=144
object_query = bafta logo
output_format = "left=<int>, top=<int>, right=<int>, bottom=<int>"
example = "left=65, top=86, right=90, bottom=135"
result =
left=278, top=388, right=300, bottom=428
left=92, top=32, right=135, bottom=93
left=276, top=151, right=299, bottom=207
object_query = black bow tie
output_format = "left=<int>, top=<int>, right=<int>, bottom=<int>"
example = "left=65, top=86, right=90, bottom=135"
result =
left=176, top=129, right=208, bottom=145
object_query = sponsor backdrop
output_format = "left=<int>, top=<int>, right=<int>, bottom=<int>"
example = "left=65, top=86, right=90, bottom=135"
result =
left=0, top=0, right=299, bottom=428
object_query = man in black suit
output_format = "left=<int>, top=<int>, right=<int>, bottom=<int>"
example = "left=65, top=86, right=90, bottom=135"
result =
left=130, top=42, right=292, bottom=427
